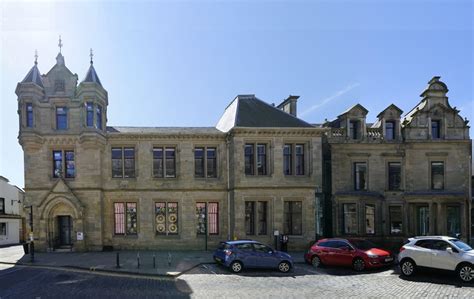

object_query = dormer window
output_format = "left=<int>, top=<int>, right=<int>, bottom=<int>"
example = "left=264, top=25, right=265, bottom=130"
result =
left=349, top=120, right=359, bottom=139
left=385, top=121, right=395, bottom=140
left=431, top=120, right=441, bottom=139
left=54, top=79, right=65, bottom=92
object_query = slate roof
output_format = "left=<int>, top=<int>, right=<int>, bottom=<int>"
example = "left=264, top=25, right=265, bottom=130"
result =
left=107, top=126, right=222, bottom=135
left=21, top=64, right=44, bottom=88
left=216, top=95, right=313, bottom=132
left=82, top=64, right=102, bottom=86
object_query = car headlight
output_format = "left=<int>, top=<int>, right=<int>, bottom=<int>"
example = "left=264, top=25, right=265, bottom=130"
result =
left=367, top=254, right=379, bottom=258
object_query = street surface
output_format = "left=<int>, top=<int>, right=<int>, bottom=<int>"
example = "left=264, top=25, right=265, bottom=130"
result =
left=1, top=262, right=473, bottom=298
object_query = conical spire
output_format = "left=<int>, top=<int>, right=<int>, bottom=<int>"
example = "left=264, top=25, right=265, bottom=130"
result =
left=21, top=50, right=44, bottom=88
left=82, top=48, right=102, bottom=86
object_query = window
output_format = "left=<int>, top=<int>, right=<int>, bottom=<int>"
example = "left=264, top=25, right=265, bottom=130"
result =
left=56, top=107, right=68, bottom=130
left=196, top=202, right=219, bottom=235
left=447, top=206, right=460, bottom=237
left=0, top=198, right=4, bottom=214
left=365, top=205, right=375, bottom=234
left=26, top=103, right=33, bottom=128
left=0, top=223, right=6, bottom=236
left=388, top=162, right=401, bottom=190
left=417, top=206, right=429, bottom=236
left=431, top=161, right=444, bottom=190
left=96, top=105, right=103, bottom=130
left=431, top=120, right=441, bottom=139
left=343, top=203, right=357, bottom=234
left=114, top=203, right=125, bottom=235
left=236, top=243, right=254, bottom=252
left=245, top=202, right=255, bottom=235
left=385, top=121, right=395, bottom=140
left=284, top=201, right=302, bottom=235
left=86, top=102, right=94, bottom=127
left=389, top=206, right=402, bottom=234
left=245, top=143, right=267, bottom=176
left=283, top=145, right=292, bottom=175
left=245, top=201, right=268, bottom=235
left=194, top=147, right=217, bottom=178
left=253, top=243, right=272, bottom=253
left=349, top=120, right=359, bottom=139
left=153, top=147, right=176, bottom=178
left=114, top=202, right=138, bottom=235
left=283, top=144, right=305, bottom=176
left=126, top=203, right=138, bottom=234
left=52, top=150, right=75, bottom=178
left=155, top=202, right=178, bottom=235
left=54, top=79, right=65, bottom=92
left=354, top=162, right=367, bottom=191
left=245, top=144, right=254, bottom=175
left=112, top=147, right=135, bottom=178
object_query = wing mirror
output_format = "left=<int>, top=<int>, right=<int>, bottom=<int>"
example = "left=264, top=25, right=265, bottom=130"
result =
left=446, top=247, right=454, bottom=254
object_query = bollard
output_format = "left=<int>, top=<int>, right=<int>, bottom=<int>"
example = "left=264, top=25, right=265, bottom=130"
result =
left=137, top=252, right=140, bottom=269
left=153, top=254, right=156, bottom=269
left=168, top=252, right=171, bottom=267
left=116, top=252, right=121, bottom=268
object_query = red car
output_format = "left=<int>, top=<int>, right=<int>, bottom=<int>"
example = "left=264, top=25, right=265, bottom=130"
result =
left=304, top=238, right=393, bottom=271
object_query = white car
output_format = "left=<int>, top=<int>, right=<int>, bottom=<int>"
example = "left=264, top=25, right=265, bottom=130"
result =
left=398, top=236, right=474, bottom=282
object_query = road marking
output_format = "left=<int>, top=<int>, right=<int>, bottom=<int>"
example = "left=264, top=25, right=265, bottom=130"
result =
left=201, top=264, right=217, bottom=275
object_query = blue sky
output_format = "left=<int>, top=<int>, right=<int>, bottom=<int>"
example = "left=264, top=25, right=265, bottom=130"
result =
left=1, top=0, right=472, bottom=188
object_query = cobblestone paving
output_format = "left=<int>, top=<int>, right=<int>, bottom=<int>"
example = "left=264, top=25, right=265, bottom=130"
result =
left=181, top=263, right=474, bottom=298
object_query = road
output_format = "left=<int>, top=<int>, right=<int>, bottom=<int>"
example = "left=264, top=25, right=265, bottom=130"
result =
left=1, top=262, right=473, bottom=298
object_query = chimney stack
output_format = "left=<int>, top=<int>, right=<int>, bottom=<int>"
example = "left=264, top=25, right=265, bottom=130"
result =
left=277, top=95, right=299, bottom=117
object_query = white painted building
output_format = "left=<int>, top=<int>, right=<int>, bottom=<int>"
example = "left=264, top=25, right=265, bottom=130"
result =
left=0, top=176, right=24, bottom=246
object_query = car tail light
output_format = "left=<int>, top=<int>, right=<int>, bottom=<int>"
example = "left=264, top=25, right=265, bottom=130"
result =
left=399, top=246, right=405, bottom=253
left=224, top=249, right=233, bottom=256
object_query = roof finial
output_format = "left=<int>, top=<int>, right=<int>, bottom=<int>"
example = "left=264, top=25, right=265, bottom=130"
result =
left=90, top=48, right=94, bottom=65
left=58, top=35, right=63, bottom=53
left=34, top=49, right=38, bottom=65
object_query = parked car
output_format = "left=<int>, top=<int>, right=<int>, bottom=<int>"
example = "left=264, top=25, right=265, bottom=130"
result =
left=213, top=240, right=294, bottom=273
left=304, top=238, right=393, bottom=271
left=398, top=236, right=474, bottom=282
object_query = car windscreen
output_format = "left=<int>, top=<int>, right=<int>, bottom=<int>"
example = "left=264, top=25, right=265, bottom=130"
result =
left=450, top=239, right=473, bottom=251
left=350, top=240, right=378, bottom=250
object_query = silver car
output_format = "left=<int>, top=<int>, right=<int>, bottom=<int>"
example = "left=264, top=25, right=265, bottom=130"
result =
left=398, top=236, right=474, bottom=282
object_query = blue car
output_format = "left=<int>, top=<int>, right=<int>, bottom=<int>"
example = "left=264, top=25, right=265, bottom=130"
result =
left=213, top=240, right=294, bottom=273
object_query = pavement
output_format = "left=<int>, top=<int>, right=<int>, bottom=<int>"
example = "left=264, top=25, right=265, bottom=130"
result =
left=0, top=244, right=305, bottom=277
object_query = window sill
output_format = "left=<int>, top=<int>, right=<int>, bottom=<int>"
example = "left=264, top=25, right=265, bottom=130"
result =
left=153, top=177, right=177, bottom=180
left=113, top=234, right=138, bottom=238
left=155, top=234, right=180, bottom=238
left=194, top=177, right=219, bottom=180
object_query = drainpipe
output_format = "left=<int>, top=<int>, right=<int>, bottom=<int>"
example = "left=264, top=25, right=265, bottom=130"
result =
left=226, top=133, right=232, bottom=240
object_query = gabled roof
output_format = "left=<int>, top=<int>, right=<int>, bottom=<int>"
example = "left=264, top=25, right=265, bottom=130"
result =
left=338, top=103, right=368, bottom=117
left=82, top=64, right=102, bottom=86
left=216, top=95, right=313, bottom=132
left=21, top=64, right=44, bottom=88
left=376, top=104, right=403, bottom=118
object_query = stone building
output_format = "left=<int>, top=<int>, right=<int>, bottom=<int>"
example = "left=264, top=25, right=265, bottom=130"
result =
left=0, top=176, right=25, bottom=246
left=324, top=77, right=472, bottom=247
left=16, top=48, right=323, bottom=251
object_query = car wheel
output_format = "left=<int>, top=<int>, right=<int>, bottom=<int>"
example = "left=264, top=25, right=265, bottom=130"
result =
left=352, top=258, right=365, bottom=271
left=457, top=263, right=474, bottom=282
left=311, top=255, right=322, bottom=268
left=230, top=261, right=243, bottom=273
left=400, top=259, right=416, bottom=277
left=278, top=261, right=291, bottom=273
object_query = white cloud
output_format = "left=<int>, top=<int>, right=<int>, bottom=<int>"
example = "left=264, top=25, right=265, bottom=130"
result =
left=300, top=82, right=360, bottom=117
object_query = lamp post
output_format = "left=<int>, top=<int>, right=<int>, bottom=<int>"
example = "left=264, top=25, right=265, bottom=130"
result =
left=26, top=205, right=34, bottom=262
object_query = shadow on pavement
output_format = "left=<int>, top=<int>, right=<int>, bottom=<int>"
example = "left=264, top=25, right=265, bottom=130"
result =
left=398, top=268, right=474, bottom=288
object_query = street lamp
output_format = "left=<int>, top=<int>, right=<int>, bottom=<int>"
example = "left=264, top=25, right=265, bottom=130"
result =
left=25, top=205, right=34, bottom=262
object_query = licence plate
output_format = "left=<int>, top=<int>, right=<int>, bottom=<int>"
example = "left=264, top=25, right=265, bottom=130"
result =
left=384, top=257, right=393, bottom=262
